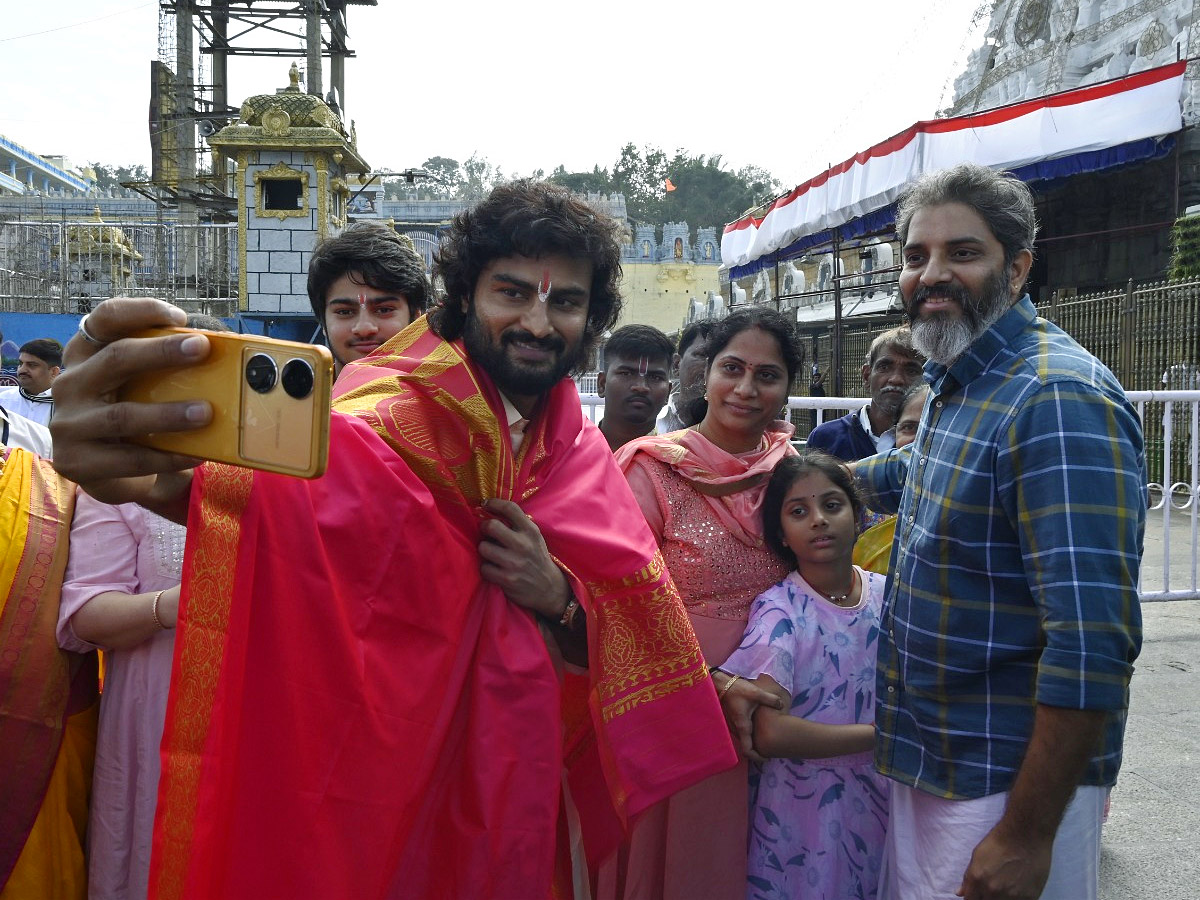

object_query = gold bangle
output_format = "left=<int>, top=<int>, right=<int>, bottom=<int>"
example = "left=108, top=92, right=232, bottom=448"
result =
left=717, top=673, right=741, bottom=701
left=150, top=589, right=168, bottom=630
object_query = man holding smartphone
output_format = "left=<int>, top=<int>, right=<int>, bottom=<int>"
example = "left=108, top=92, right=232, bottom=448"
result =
left=49, top=181, right=735, bottom=900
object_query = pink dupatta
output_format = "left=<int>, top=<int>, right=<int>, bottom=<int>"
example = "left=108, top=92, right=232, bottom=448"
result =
left=614, top=422, right=796, bottom=547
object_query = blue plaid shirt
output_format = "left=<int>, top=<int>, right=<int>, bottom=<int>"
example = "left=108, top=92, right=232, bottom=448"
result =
left=858, top=297, right=1145, bottom=800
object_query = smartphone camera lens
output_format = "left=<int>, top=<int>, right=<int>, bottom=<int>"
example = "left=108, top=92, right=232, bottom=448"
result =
left=245, top=353, right=278, bottom=394
left=281, top=358, right=315, bottom=399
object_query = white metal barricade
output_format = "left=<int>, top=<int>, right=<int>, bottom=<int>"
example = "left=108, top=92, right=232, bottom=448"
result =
left=579, top=391, right=1200, bottom=602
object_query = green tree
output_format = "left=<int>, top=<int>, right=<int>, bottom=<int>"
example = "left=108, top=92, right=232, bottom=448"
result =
left=659, top=153, right=782, bottom=229
left=458, top=153, right=504, bottom=202
left=88, top=162, right=150, bottom=189
left=420, top=156, right=462, bottom=197
left=608, top=146, right=782, bottom=229
left=612, top=143, right=670, bottom=223
left=548, top=164, right=614, bottom=196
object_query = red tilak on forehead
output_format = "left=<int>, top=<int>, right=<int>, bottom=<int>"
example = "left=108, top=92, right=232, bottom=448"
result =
left=537, top=269, right=552, bottom=303
left=638, top=356, right=649, bottom=376
left=357, top=292, right=368, bottom=309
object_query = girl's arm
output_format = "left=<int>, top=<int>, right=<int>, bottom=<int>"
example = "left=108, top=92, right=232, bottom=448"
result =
left=751, top=674, right=874, bottom=760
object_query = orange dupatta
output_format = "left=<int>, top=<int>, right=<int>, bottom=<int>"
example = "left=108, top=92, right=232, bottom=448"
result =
left=0, top=448, right=97, bottom=889
left=151, top=318, right=733, bottom=899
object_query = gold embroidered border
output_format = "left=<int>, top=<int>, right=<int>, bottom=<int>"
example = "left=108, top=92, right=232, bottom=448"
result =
left=0, top=452, right=75, bottom=870
left=600, top=665, right=712, bottom=723
left=153, top=465, right=253, bottom=900
left=588, top=551, right=708, bottom=723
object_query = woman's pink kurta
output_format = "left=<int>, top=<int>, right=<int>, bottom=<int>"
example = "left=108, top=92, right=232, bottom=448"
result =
left=58, top=493, right=184, bottom=900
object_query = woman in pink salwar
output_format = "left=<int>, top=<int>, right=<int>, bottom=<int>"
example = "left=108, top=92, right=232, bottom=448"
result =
left=603, top=307, right=804, bottom=900
left=56, top=493, right=183, bottom=900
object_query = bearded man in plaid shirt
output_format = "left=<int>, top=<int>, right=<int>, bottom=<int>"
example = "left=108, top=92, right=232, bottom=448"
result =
left=857, top=164, right=1145, bottom=900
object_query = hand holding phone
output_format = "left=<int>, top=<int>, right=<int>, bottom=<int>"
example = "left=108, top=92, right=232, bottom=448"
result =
left=118, top=328, right=333, bottom=479
left=51, top=300, right=332, bottom=520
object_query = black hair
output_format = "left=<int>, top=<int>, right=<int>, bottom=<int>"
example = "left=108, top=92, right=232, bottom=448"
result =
left=19, top=338, right=63, bottom=368
left=677, top=318, right=717, bottom=357
left=762, top=451, right=863, bottom=567
left=895, top=163, right=1037, bottom=270
left=685, top=306, right=804, bottom=425
left=894, top=381, right=931, bottom=427
left=603, top=324, right=674, bottom=373
left=428, top=180, right=622, bottom=354
left=307, top=223, right=429, bottom=323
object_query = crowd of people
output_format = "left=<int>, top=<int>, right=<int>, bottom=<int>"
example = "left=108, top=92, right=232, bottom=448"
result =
left=0, top=163, right=1145, bottom=900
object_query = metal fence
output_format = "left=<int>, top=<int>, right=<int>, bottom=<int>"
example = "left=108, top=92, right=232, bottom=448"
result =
left=579, top=391, right=1200, bottom=603
left=0, top=219, right=238, bottom=316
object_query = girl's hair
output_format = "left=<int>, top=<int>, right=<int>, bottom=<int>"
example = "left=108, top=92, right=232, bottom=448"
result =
left=762, top=450, right=862, bottom=567
left=684, top=306, right=804, bottom=425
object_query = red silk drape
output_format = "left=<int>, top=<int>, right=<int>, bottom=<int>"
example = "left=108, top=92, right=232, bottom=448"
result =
left=150, top=319, right=734, bottom=899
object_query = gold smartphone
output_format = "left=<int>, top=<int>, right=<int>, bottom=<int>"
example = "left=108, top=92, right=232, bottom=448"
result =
left=118, top=328, right=333, bottom=479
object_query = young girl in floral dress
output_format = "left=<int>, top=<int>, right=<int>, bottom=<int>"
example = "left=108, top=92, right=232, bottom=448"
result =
left=721, top=450, right=889, bottom=900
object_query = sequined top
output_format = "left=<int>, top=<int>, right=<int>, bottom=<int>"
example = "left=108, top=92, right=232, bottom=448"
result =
left=632, top=456, right=788, bottom=622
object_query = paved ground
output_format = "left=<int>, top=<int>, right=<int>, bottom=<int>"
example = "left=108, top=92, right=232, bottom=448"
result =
left=1100, top=508, right=1199, bottom=899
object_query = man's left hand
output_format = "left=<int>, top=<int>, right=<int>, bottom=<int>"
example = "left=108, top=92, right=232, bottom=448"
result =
left=957, top=822, right=1052, bottom=900
left=478, top=498, right=571, bottom=619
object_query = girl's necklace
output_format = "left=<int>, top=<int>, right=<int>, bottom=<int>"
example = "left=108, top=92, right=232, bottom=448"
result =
left=819, top=569, right=857, bottom=606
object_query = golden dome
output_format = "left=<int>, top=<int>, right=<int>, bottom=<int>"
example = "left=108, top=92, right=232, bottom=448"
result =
left=239, top=63, right=346, bottom=135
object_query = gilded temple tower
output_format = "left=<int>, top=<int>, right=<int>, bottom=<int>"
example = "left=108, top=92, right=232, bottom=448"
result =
left=208, top=64, right=368, bottom=316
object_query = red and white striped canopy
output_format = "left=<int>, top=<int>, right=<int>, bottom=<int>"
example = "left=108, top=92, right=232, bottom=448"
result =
left=721, top=61, right=1187, bottom=271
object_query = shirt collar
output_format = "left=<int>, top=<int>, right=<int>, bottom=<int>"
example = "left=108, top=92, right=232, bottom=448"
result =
left=858, top=404, right=895, bottom=451
left=499, top=392, right=525, bottom=429
left=499, top=392, right=530, bottom=452
left=926, top=294, right=1034, bottom=396
left=18, top=386, right=53, bottom=403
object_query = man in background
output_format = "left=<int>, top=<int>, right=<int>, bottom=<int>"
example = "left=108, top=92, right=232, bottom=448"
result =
left=656, top=319, right=714, bottom=433
left=597, top=324, right=673, bottom=451
left=307, top=223, right=429, bottom=372
left=807, top=326, right=923, bottom=461
left=0, top=338, right=63, bottom=425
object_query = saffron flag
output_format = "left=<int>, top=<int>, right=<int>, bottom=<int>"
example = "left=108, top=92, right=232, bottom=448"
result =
left=665, top=177, right=676, bottom=192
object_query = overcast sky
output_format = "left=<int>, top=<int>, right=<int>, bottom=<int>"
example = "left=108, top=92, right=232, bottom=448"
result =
left=1, top=0, right=988, bottom=194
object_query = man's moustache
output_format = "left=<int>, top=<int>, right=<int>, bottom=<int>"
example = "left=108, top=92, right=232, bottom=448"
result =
left=502, top=331, right=564, bottom=352
left=906, top=285, right=968, bottom=321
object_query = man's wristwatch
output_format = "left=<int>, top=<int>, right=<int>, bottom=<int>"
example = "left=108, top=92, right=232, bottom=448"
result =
left=558, top=596, right=581, bottom=629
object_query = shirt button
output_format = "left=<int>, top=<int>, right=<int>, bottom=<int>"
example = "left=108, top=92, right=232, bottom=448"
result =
left=919, top=456, right=926, bottom=465
left=887, top=685, right=895, bottom=693
left=908, top=515, right=915, bottom=523
left=935, top=401, right=943, bottom=408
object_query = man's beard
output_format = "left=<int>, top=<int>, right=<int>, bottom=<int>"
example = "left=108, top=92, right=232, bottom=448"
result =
left=462, top=308, right=587, bottom=397
left=907, top=268, right=1013, bottom=365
